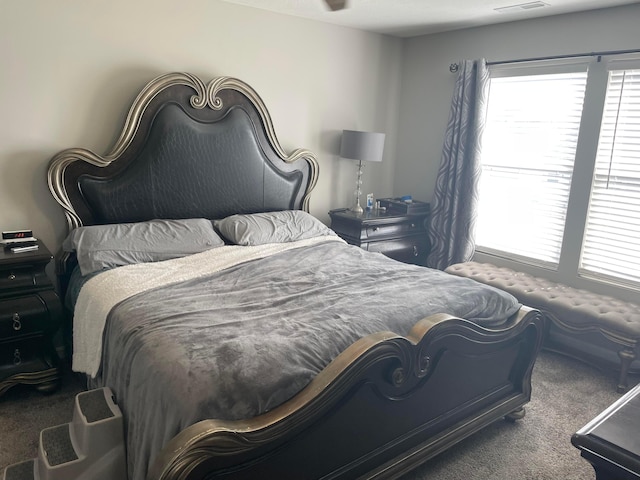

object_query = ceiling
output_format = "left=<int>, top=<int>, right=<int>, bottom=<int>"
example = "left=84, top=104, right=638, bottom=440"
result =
left=220, top=0, right=640, bottom=37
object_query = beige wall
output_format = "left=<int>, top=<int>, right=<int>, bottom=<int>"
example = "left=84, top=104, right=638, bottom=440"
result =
left=0, top=0, right=402, bottom=252
left=395, top=4, right=640, bottom=202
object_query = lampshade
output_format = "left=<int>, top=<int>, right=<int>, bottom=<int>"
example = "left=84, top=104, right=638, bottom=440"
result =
left=339, top=130, right=385, bottom=163
left=339, top=130, right=385, bottom=214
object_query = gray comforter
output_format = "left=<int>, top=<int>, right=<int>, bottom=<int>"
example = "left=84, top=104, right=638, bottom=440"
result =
left=90, top=241, right=520, bottom=480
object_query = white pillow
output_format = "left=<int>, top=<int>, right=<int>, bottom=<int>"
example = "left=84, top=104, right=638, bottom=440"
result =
left=63, top=218, right=225, bottom=275
left=213, top=210, right=335, bottom=246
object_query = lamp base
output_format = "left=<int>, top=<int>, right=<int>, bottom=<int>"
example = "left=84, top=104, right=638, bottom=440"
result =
left=349, top=158, right=364, bottom=215
left=349, top=202, right=364, bottom=214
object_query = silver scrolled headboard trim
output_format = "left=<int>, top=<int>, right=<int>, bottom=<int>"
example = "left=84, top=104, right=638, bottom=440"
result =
left=48, top=72, right=319, bottom=231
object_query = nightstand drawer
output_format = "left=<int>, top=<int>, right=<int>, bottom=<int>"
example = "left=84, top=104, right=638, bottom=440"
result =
left=365, top=219, right=425, bottom=241
left=0, top=295, right=49, bottom=339
left=0, top=338, right=44, bottom=371
left=0, top=266, right=38, bottom=290
left=364, top=235, right=429, bottom=265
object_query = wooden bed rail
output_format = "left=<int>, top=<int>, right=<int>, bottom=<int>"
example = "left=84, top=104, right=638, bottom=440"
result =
left=149, top=306, right=544, bottom=480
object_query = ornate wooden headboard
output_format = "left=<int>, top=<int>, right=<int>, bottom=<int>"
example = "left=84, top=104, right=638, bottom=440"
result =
left=48, top=73, right=319, bottom=231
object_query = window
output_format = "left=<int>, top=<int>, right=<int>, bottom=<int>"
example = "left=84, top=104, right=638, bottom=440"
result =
left=580, top=67, right=640, bottom=286
left=475, top=55, right=640, bottom=292
left=476, top=63, right=588, bottom=267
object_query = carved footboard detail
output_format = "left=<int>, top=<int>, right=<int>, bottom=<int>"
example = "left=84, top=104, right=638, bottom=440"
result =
left=149, top=306, right=544, bottom=480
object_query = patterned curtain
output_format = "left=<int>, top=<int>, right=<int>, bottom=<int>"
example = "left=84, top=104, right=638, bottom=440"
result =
left=427, top=59, right=489, bottom=270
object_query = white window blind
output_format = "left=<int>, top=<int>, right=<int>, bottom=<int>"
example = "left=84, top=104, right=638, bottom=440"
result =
left=580, top=68, right=640, bottom=286
left=476, top=69, right=588, bottom=267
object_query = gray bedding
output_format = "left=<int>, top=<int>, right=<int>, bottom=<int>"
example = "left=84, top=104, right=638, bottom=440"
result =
left=86, top=241, right=520, bottom=480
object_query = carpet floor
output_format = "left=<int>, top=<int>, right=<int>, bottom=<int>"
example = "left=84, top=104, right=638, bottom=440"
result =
left=0, top=351, right=636, bottom=479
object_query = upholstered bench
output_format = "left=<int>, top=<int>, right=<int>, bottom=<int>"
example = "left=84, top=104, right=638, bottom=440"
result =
left=445, top=261, right=640, bottom=393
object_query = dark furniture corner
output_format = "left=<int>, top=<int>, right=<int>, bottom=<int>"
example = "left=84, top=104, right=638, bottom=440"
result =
left=329, top=207, right=430, bottom=265
left=0, top=240, right=62, bottom=397
left=572, top=381, right=640, bottom=479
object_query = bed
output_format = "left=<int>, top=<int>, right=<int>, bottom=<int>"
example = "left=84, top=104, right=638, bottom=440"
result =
left=47, top=72, right=546, bottom=480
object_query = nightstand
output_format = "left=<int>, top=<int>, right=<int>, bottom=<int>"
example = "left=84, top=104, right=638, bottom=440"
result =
left=329, top=207, right=430, bottom=265
left=0, top=240, right=62, bottom=396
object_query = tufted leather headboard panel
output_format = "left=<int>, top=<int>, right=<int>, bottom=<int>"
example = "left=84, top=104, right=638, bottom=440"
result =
left=48, top=73, right=319, bottom=230
left=78, top=104, right=303, bottom=224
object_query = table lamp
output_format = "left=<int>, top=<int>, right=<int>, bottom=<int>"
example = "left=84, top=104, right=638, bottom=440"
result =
left=340, top=129, right=385, bottom=214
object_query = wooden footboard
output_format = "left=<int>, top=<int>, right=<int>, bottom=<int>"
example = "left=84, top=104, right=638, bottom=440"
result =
left=148, top=306, right=545, bottom=480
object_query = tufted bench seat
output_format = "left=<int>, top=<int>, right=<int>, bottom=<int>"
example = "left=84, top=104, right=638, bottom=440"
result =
left=445, top=261, right=640, bottom=393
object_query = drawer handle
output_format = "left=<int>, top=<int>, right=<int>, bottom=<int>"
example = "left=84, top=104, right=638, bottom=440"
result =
left=14, top=349, right=22, bottom=366
left=372, top=226, right=379, bottom=232
left=13, top=313, right=22, bottom=331
left=8, top=273, right=16, bottom=281
left=410, top=223, right=416, bottom=228
left=413, top=246, right=419, bottom=257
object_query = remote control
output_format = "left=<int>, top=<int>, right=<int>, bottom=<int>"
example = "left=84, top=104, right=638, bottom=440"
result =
left=11, top=245, right=39, bottom=253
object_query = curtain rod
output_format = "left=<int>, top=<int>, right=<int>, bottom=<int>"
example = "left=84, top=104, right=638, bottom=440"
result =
left=449, top=48, right=640, bottom=72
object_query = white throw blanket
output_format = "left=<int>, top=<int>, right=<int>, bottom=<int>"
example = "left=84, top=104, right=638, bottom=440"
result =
left=73, top=236, right=344, bottom=377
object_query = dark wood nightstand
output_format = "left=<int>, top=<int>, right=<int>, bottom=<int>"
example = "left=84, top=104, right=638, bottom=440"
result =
left=572, top=381, right=640, bottom=479
left=329, top=207, right=430, bottom=266
left=0, top=240, right=62, bottom=396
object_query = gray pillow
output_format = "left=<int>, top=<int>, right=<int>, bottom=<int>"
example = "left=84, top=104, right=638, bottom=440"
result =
left=213, top=210, right=335, bottom=246
left=63, top=218, right=225, bottom=276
